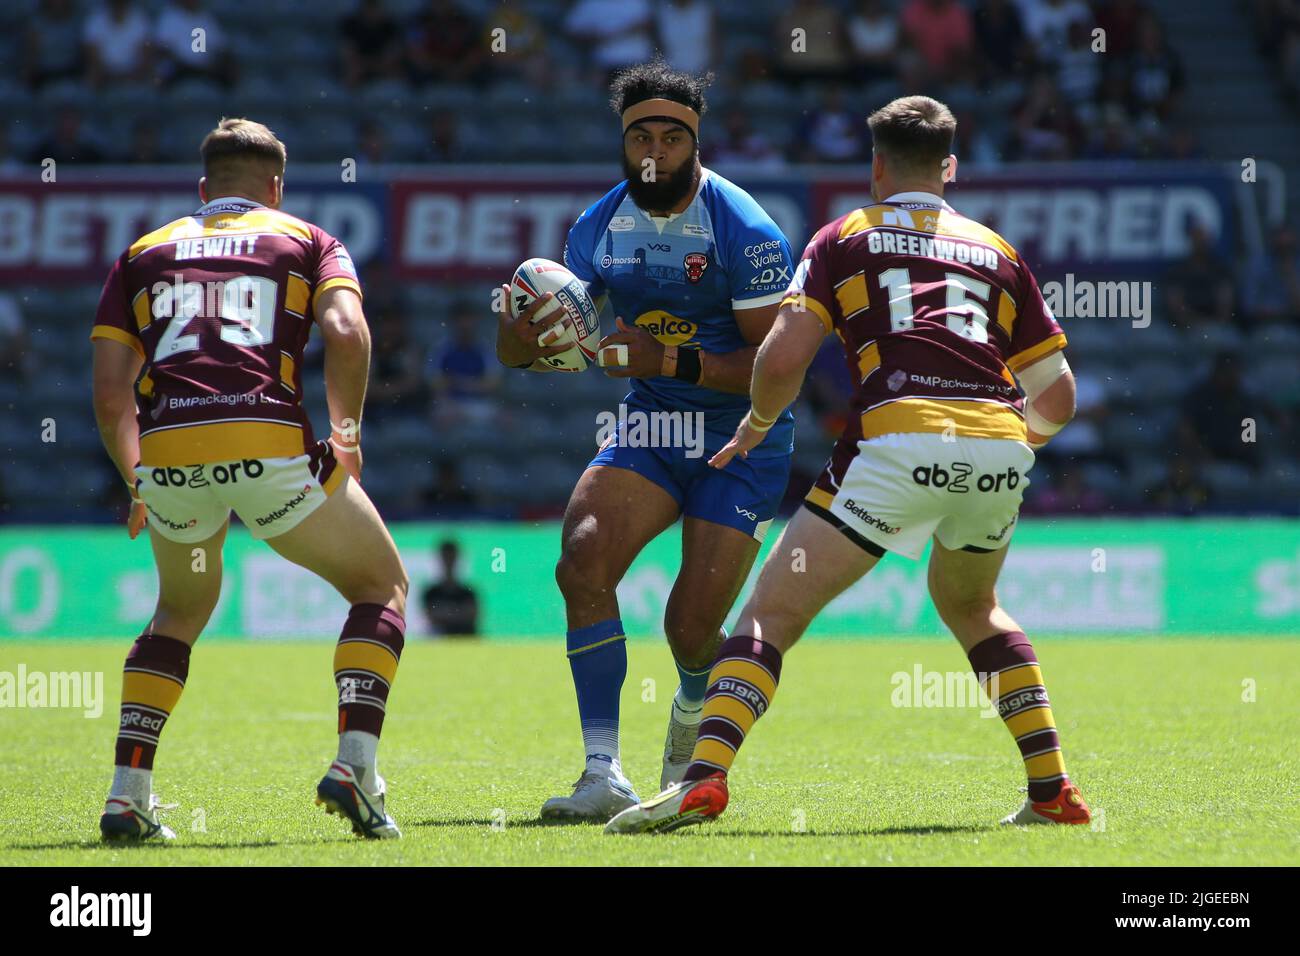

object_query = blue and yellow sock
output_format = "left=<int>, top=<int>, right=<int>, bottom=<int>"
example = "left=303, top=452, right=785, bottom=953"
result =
left=566, top=618, right=627, bottom=773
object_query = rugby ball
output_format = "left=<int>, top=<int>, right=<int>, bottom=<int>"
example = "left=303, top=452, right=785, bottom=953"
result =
left=509, top=258, right=601, bottom=372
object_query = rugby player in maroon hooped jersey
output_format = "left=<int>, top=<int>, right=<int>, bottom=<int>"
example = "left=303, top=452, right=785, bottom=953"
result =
left=90, top=118, right=410, bottom=841
left=608, top=96, right=1094, bottom=834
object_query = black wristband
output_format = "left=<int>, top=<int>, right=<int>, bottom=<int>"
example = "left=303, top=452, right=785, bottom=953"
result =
left=673, top=347, right=701, bottom=384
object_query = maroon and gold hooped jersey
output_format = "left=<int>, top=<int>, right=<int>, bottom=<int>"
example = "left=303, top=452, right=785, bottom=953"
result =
left=782, top=191, right=1066, bottom=444
left=91, top=196, right=362, bottom=466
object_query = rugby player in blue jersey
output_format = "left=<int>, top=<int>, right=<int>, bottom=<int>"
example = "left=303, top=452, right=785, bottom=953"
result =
left=496, top=60, right=796, bottom=821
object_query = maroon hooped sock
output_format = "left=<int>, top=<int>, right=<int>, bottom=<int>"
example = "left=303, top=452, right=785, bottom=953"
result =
left=114, top=633, right=192, bottom=770
left=333, top=604, right=405, bottom=736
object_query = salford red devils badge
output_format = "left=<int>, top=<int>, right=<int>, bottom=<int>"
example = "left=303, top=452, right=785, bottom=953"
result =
left=684, top=252, right=708, bottom=283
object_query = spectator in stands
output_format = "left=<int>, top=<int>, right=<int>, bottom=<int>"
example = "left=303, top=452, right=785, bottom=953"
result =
left=1056, top=19, right=1103, bottom=103
left=1178, top=353, right=1264, bottom=468
left=421, top=540, right=479, bottom=637
left=1162, top=126, right=1204, bottom=161
left=431, top=311, right=500, bottom=427
left=27, top=106, right=106, bottom=165
left=489, top=0, right=550, bottom=87
left=1129, top=13, right=1184, bottom=120
left=83, top=0, right=155, bottom=88
left=790, top=86, right=866, bottom=163
left=654, top=0, right=717, bottom=76
left=0, top=292, right=30, bottom=383
left=22, top=0, right=84, bottom=90
left=972, top=0, right=1034, bottom=82
left=421, top=109, right=472, bottom=163
left=900, top=0, right=975, bottom=84
left=1164, top=223, right=1236, bottom=329
left=0, top=125, right=22, bottom=173
left=357, top=117, right=389, bottom=166
left=563, top=0, right=654, bottom=84
left=367, top=307, right=429, bottom=425
left=408, top=0, right=488, bottom=87
left=1260, top=0, right=1300, bottom=100
left=1080, top=106, right=1138, bottom=159
left=705, top=111, right=786, bottom=169
left=1006, top=71, right=1081, bottom=160
left=773, top=0, right=851, bottom=85
left=123, top=118, right=165, bottom=164
left=425, top=458, right=480, bottom=511
left=1147, top=457, right=1210, bottom=514
left=1093, top=0, right=1149, bottom=57
left=340, top=0, right=404, bottom=89
left=1241, top=224, right=1300, bottom=325
left=155, top=0, right=237, bottom=89
left=1017, top=0, right=1091, bottom=56
left=846, top=0, right=902, bottom=86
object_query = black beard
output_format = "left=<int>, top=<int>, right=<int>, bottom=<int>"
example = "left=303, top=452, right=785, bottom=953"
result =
left=622, top=151, right=699, bottom=214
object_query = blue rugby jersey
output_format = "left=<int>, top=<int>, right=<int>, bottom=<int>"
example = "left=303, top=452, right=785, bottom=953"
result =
left=563, top=169, right=796, bottom=458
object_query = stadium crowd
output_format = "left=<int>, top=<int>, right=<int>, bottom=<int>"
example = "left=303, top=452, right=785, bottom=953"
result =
left=0, top=0, right=1297, bottom=523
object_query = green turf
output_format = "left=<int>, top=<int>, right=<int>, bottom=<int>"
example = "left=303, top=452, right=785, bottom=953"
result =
left=2, top=639, right=1298, bottom=866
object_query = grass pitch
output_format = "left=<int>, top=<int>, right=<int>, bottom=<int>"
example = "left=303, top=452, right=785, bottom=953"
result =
left=2, top=638, right=1297, bottom=866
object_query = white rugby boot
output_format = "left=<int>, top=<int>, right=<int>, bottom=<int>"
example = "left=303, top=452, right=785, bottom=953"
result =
left=100, top=793, right=178, bottom=843
left=315, top=760, right=402, bottom=839
left=660, top=700, right=702, bottom=790
left=540, top=762, right=640, bottom=823
left=605, top=772, right=730, bottom=835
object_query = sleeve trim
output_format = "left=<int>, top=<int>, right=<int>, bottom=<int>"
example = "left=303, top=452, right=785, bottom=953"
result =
left=90, top=324, right=145, bottom=359
left=781, top=294, right=834, bottom=334
left=1007, top=333, right=1068, bottom=373
left=731, top=290, right=786, bottom=310
left=311, top=277, right=363, bottom=311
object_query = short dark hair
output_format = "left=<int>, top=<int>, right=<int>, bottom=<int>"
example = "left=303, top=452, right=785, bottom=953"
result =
left=609, top=57, right=712, bottom=122
left=199, top=117, right=286, bottom=185
left=867, top=96, right=956, bottom=175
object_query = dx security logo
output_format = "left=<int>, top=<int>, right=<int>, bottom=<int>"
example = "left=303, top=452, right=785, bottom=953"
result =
left=912, top=463, right=1021, bottom=493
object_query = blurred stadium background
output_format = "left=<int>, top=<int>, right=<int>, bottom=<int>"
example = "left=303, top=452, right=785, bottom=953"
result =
left=0, top=0, right=1297, bottom=640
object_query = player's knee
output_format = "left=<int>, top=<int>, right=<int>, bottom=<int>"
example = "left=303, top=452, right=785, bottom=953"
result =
left=555, top=545, right=614, bottom=604
left=153, top=595, right=217, bottom=634
left=930, top=584, right=997, bottom=629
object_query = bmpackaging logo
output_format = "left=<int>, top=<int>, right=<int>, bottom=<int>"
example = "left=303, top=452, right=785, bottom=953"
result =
left=913, top=464, right=1021, bottom=493
left=843, top=499, right=901, bottom=534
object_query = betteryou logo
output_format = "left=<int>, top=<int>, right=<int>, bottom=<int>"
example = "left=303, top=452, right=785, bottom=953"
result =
left=50, top=886, right=151, bottom=936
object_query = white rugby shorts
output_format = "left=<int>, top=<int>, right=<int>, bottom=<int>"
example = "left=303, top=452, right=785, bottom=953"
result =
left=805, top=432, right=1035, bottom=559
left=134, top=444, right=345, bottom=543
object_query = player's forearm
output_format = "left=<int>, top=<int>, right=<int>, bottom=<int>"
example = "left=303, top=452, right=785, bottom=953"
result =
left=322, top=330, right=370, bottom=439
left=93, top=398, right=141, bottom=488
left=694, top=345, right=759, bottom=395
left=749, top=343, right=809, bottom=422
